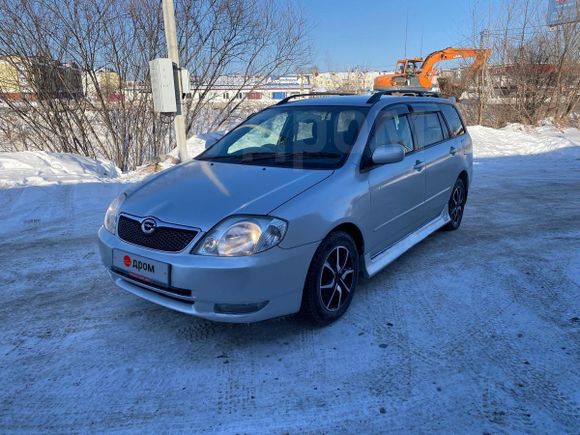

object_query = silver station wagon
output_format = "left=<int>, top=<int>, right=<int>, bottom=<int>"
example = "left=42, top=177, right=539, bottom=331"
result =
left=98, top=91, right=473, bottom=325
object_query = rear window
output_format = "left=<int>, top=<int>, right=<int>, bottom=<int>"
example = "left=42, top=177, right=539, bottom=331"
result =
left=411, top=112, right=444, bottom=148
left=440, top=104, right=465, bottom=137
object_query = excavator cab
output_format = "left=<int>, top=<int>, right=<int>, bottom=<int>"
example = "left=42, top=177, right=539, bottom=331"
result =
left=389, top=58, right=424, bottom=87
left=396, top=58, right=423, bottom=76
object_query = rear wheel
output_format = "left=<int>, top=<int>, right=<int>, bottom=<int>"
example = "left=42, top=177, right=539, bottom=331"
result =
left=442, top=177, right=467, bottom=231
left=301, top=232, right=359, bottom=325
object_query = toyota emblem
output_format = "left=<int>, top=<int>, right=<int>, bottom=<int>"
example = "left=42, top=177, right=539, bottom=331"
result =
left=141, top=217, right=157, bottom=235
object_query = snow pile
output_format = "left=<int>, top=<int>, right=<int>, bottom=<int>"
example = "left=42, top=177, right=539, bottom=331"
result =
left=469, top=123, right=579, bottom=158
left=0, top=152, right=127, bottom=240
left=0, top=131, right=225, bottom=188
left=0, top=151, right=121, bottom=188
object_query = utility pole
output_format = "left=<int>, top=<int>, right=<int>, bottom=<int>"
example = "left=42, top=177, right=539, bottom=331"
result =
left=478, top=29, right=490, bottom=125
left=162, top=0, right=188, bottom=162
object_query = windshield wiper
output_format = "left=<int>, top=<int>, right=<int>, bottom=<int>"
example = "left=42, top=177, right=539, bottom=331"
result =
left=200, top=151, right=342, bottom=165
left=197, top=155, right=237, bottom=161
left=240, top=151, right=342, bottom=162
left=198, top=152, right=276, bottom=162
left=278, top=151, right=342, bottom=159
left=240, top=152, right=279, bottom=161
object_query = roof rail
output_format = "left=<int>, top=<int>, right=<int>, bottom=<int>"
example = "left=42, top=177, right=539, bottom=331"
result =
left=367, top=89, right=441, bottom=104
left=275, top=92, right=355, bottom=105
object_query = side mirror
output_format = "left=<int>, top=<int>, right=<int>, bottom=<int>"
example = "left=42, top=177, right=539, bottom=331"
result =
left=371, top=144, right=405, bottom=165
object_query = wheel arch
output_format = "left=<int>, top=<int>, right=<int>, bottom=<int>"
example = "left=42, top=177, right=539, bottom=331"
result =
left=327, top=222, right=365, bottom=257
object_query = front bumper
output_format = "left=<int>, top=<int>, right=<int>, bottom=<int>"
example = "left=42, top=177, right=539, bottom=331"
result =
left=97, top=226, right=318, bottom=323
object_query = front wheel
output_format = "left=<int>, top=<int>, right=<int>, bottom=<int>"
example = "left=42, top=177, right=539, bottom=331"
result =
left=442, top=177, right=467, bottom=231
left=301, top=231, right=359, bottom=326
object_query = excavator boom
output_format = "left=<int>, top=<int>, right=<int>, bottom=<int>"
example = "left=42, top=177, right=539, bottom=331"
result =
left=374, top=47, right=492, bottom=91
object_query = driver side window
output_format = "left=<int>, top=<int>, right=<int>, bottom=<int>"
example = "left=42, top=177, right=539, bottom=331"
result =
left=368, top=110, right=414, bottom=155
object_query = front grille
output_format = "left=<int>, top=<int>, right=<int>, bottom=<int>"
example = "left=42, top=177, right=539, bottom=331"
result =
left=118, top=215, right=198, bottom=252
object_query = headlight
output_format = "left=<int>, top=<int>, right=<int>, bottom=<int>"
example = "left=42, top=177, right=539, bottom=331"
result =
left=194, top=215, right=287, bottom=256
left=104, top=193, right=126, bottom=234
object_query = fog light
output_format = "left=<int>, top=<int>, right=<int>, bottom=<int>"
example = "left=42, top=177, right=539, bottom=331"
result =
left=214, top=301, right=268, bottom=315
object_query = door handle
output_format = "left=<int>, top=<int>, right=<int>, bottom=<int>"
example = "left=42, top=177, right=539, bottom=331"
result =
left=414, top=160, right=425, bottom=171
left=449, top=146, right=457, bottom=156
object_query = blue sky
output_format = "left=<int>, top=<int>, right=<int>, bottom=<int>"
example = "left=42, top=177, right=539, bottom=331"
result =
left=294, top=0, right=488, bottom=71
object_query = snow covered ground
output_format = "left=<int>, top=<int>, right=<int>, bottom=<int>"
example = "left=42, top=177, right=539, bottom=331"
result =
left=0, top=124, right=579, bottom=432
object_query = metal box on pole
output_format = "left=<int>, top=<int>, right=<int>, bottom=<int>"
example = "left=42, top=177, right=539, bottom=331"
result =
left=149, top=58, right=177, bottom=114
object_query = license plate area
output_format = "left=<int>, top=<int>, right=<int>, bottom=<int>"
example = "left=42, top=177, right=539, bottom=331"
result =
left=112, top=250, right=170, bottom=287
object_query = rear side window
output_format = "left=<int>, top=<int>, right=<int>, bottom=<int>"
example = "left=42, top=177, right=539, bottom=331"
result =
left=440, top=105, right=465, bottom=137
left=411, top=112, right=444, bottom=148
left=369, top=112, right=414, bottom=154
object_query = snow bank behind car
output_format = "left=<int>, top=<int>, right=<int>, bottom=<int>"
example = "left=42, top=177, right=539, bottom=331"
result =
left=469, top=122, right=579, bottom=158
left=0, top=151, right=121, bottom=188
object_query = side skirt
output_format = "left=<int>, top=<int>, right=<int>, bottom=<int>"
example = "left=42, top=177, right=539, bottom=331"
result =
left=364, top=208, right=450, bottom=278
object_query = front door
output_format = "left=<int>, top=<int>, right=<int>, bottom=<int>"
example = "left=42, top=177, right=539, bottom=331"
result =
left=364, top=105, right=426, bottom=256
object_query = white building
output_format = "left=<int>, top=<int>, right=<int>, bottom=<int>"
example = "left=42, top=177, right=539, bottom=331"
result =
left=191, top=74, right=312, bottom=103
left=311, top=70, right=381, bottom=92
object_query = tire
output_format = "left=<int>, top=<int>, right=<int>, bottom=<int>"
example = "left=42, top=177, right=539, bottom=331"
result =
left=442, top=177, right=467, bottom=231
left=301, top=231, right=359, bottom=326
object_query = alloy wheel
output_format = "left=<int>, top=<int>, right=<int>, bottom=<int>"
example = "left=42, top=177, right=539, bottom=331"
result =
left=450, top=183, right=465, bottom=224
left=319, top=245, right=354, bottom=312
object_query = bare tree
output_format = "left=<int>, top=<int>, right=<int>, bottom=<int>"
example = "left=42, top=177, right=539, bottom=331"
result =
left=0, top=0, right=309, bottom=170
left=176, top=0, right=309, bottom=134
left=0, top=0, right=171, bottom=170
left=465, top=0, right=579, bottom=126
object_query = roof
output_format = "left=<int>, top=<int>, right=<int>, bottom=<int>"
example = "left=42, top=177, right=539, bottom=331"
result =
left=283, top=95, right=372, bottom=106
left=281, top=94, right=451, bottom=107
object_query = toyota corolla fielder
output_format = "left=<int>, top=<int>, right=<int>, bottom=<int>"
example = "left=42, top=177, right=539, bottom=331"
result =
left=98, top=92, right=472, bottom=325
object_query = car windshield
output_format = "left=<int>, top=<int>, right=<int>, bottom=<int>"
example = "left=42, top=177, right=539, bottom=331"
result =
left=197, top=105, right=368, bottom=169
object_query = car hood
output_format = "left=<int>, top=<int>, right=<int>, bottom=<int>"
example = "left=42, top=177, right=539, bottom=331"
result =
left=122, top=160, right=333, bottom=231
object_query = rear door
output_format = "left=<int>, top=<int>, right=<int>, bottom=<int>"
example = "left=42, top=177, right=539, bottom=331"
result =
left=363, top=104, right=427, bottom=256
left=410, top=103, right=462, bottom=221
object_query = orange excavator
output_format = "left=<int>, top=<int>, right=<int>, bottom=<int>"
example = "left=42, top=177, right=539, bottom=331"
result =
left=374, top=47, right=492, bottom=92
